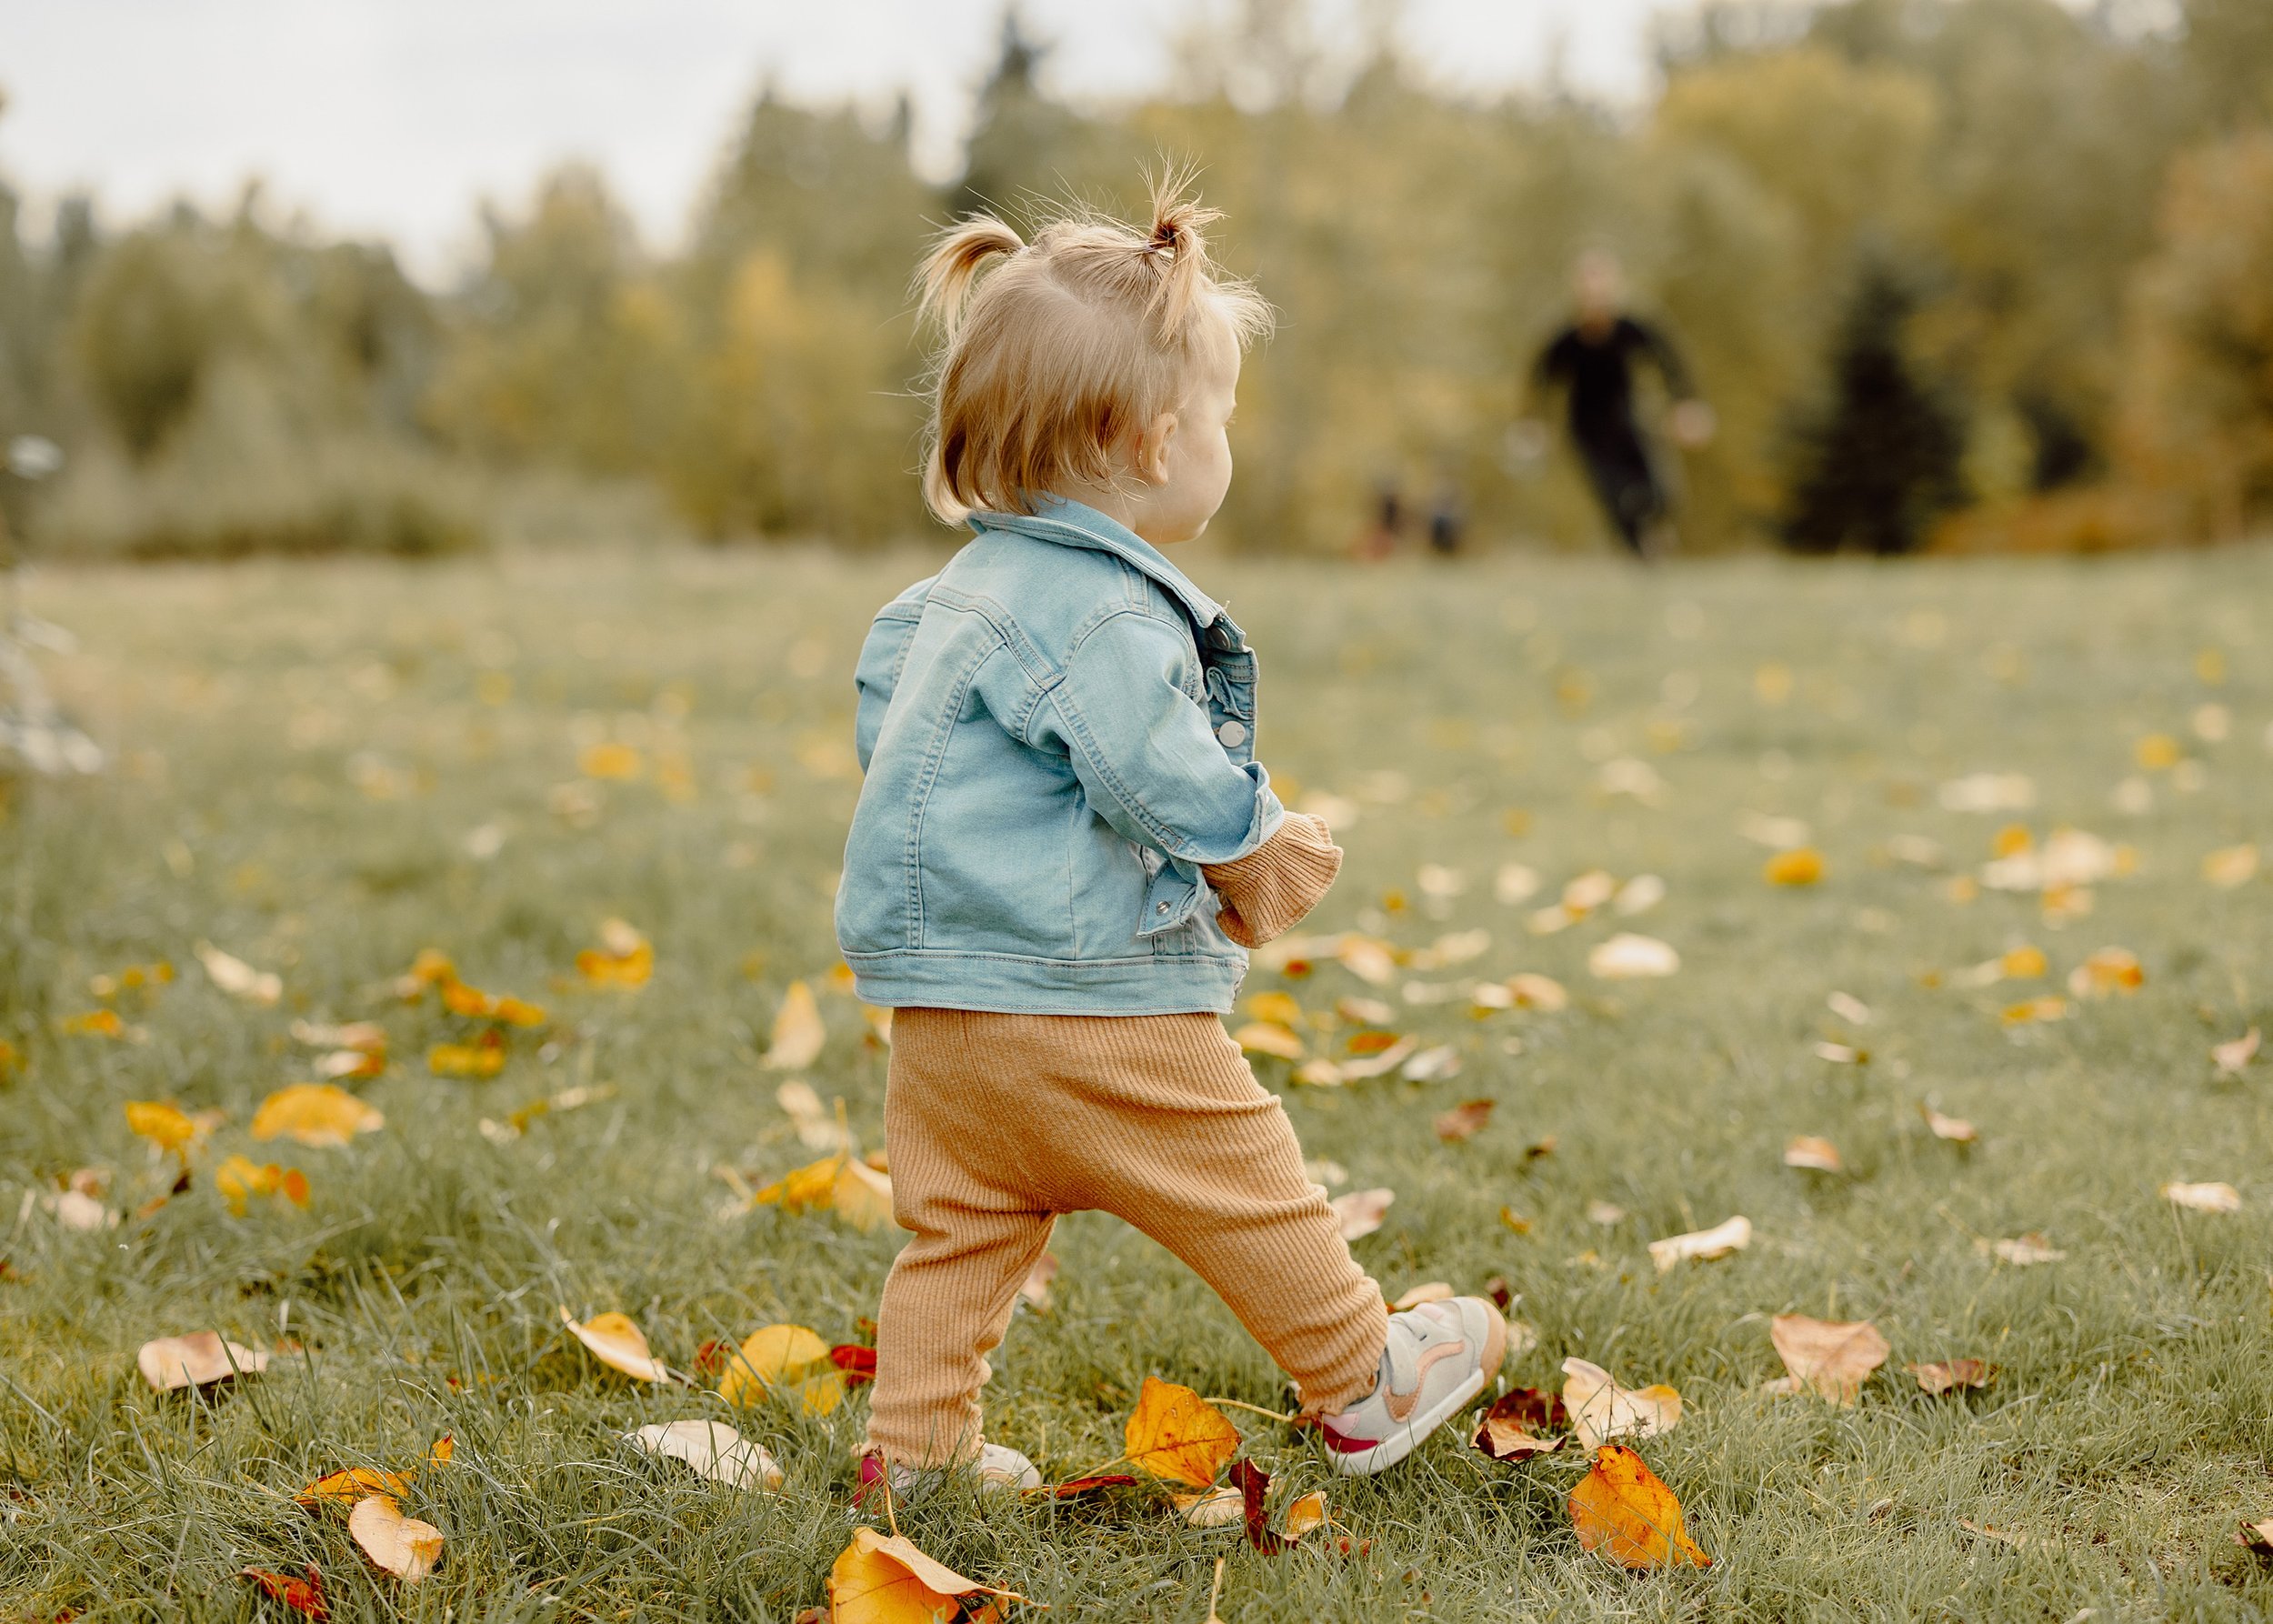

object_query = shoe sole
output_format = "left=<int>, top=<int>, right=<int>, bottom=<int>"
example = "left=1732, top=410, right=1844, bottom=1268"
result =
left=1327, top=1301, right=1510, bottom=1477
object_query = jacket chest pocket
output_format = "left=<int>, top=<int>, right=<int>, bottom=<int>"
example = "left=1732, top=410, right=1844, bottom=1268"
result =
left=1197, top=628, right=1258, bottom=767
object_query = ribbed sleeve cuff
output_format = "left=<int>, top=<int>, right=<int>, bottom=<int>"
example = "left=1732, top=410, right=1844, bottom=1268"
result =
left=1201, top=811, right=1342, bottom=947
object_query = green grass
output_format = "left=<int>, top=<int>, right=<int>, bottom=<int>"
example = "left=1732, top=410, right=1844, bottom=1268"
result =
left=5, top=542, right=2273, bottom=1621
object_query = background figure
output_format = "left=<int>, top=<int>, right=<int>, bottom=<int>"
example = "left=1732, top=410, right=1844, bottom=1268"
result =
left=1427, top=475, right=1464, bottom=556
left=1523, top=250, right=1715, bottom=559
left=1355, top=478, right=1404, bottom=560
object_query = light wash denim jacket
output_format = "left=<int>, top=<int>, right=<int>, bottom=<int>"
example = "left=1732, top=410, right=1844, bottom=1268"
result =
left=835, top=497, right=1285, bottom=1014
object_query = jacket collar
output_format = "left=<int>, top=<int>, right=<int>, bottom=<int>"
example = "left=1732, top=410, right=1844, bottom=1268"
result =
left=970, top=497, right=1231, bottom=635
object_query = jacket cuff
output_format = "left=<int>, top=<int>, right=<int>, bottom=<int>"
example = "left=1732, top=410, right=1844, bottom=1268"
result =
left=1201, top=811, right=1342, bottom=947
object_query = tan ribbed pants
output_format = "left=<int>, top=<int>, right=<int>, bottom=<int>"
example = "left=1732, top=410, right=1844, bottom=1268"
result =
left=865, top=1007, right=1389, bottom=1468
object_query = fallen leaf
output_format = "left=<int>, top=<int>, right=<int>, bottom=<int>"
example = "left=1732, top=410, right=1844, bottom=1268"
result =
left=124, top=1100, right=199, bottom=1156
left=1764, top=847, right=1826, bottom=886
left=1283, top=1489, right=1328, bottom=1541
left=1390, top=1281, right=1454, bottom=1310
left=1908, top=1358, right=1996, bottom=1395
left=1497, top=1205, right=1532, bottom=1234
left=239, top=1565, right=327, bottom=1620
left=347, top=1495, right=442, bottom=1584
left=763, top=981, right=825, bottom=1068
left=624, top=1420, right=783, bottom=1490
left=1336, top=1036, right=1418, bottom=1080
left=1958, top=1518, right=2029, bottom=1548
left=1561, top=1358, right=1683, bottom=1449
left=1474, top=1388, right=1569, bottom=1461
left=1614, top=874, right=1666, bottom=915
left=1588, top=934, right=1679, bottom=979
left=831, top=1157, right=895, bottom=1233
left=558, top=1306, right=676, bottom=1383
left=1038, top=1474, right=1139, bottom=1499
left=1433, top=1099, right=1494, bottom=1142
left=50, top=1188, right=115, bottom=1230
left=1124, top=1377, right=1239, bottom=1488
left=296, top=1466, right=412, bottom=1509
left=1174, top=1485, right=1246, bottom=1527
left=1334, top=995, right=1395, bottom=1026
left=2238, top=1519, right=2273, bottom=1558
left=1920, top=1104, right=1978, bottom=1143
left=1233, top=1021, right=1305, bottom=1061
left=1332, top=1188, right=1395, bottom=1241
left=2203, top=844, right=2258, bottom=888
left=1587, top=1199, right=1627, bottom=1226
left=2214, top=1028, right=2260, bottom=1076
left=1496, top=862, right=1541, bottom=904
left=138, top=1331, right=270, bottom=1391
left=291, top=1019, right=386, bottom=1053
left=2067, top=946, right=2143, bottom=998
left=61, top=1007, right=131, bottom=1038
left=1813, top=1041, right=1866, bottom=1064
left=1648, top=1215, right=1751, bottom=1271
left=196, top=942, right=282, bottom=1005
left=576, top=918, right=655, bottom=988
left=314, top=1048, right=384, bottom=1080
left=751, top=1155, right=841, bottom=1212
left=830, top=1344, right=878, bottom=1386
left=1766, top=1315, right=1888, bottom=1405
left=1987, top=1233, right=2064, bottom=1266
left=718, top=1324, right=845, bottom=1416
left=1401, top=1044, right=1462, bottom=1082
left=1826, top=991, right=1872, bottom=1025
left=251, top=1084, right=384, bottom=1148
left=1231, top=1459, right=1285, bottom=1553
left=215, top=1155, right=311, bottom=1217
left=427, top=1033, right=506, bottom=1078
left=1506, top=973, right=1568, bottom=1011
left=2000, top=995, right=2068, bottom=1025
left=1568, top=1444, right=1711, bottom=1569
left=2163, top=1180, right=2241, bottom=1213
left=1783, top=1137, right=1843, bottom=1173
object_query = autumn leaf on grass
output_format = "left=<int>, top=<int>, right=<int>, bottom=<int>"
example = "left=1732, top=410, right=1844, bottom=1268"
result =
left=125, top=1100, right=202, bottom=1158
left=1763, top=847, right=1826, bottom=887
left=1562, top=1358, right=1682, bottom=1449
left=2238, top=1519, right=2273, bottom=1559
left=196, top=942, right=282, bottom=1005
left=776, top=1080, right=846, bottom=1151
left=1568, top=1444, right=1711, bottom=1569
left=1908, top=1359, right=1996, bottom=1395
left=2203, top=844, right=2258, bottom=888
left=1036, top=1474, right=1140, bottom=1499
left=1958, top=944, right=2048, bottom=987
left=2163, top=1181, right=2241, bottom=1213
left=826, top=1527, right=1026, bottom=1623
left=624, top=1420, right=783, bottom=1490
left=763, top=981, right=825, bottom=1069
left=138, top=1331, right=270, bottom=1392
left=1332, top=1188, right=1394, bottom=1241
left=718, top=1324, right=846, bottom=1417
left=292, top=1019, right=386, bottom=1055
left=215, top=1155, right=310, bottom=1217
left=1125, top=1377, right=1239, bottom=1488
left=830, top=1344, right=878, bottom=1386
left=347, top=1495, right=442, bottom=1584
left=1984, top=1233, right=2064, bottom=1266
left=296, top=1465, right=412, bottom=1509
left=428, top=1031, right=506, bottom=1078
left=1474, top=1388, right=1569, bottom=1462
left=1505, top=972, right=1569, bottom=1011
left=440, top=979, right=546, bottom=1026
left=2213, top=1028, right=2260, bottom=1076
left=558, top=1306, right=678, bottom=1383
left=832, top=1158, right=894, bottom=1233
left=1234, top=1021, right=1305, bottom=1061
left=239, top=1565, right=327, bottom=1620
left=576, top=918, right=654, bottom=989
left=751, top=1156, right=840, bottom=1213
left=252, top=1084, right=383, bottom=1148
left=2001, top=995, right=2068, bottom=1026
left=2067, top=947, right=2143, bottom=998
left=1920, top=1104, right=1978, bottom=1144
left=1648, top=1216, right=1750, bottom=1272
left=1783, top=1137, right=1842, bottom=1173
left=1434, top=1099, right=1494, bottom=1142
left=1588, top=934, right=1679, bottom=979
left=1764, top=1315, right=1888, bottom=1405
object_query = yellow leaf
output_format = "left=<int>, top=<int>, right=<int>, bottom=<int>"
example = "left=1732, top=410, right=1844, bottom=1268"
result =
left=826, top=1527, right=1022, bottom=1624
left=2001, top=944, right=2048, bottom=978
left=1765, top=1315, right=1888, bottom=1405
left=1908, top=1358, right=1996, bottom=1395
left=1124, top=1376, right=1239, bottom=1488
left=428, top=1034, right=506, bottom=1077
left=1232, top=1021, right=1304, bottom=1060
left=752, top=1155, right=843, bottom=1212
left=1561, top=1358, right=1682, bottom=1449
left=1763, top=847, right=1826, bottom=886
left=578, top=741, right=643, bottom=780
left=63, top=1008, right=127, bottom=1038
left=832, top=1157, right=895, bottom=1233
left=251, top=1084, right=385, bottom=1148
left=124, top=1100, right=198, bottom=1155
left=577, top=918, right=655, bottom=988
left=763, top=981, right=826, bottom=1069
left=1283, top=1489, right=1328, bottom=1541
left=347, top=1494, right=443, bottom=1584
left=2203, top=844, right=2258, bottom=888
left=1244, top=991, right=1302, bottom=1027
left=719, top=1324, right=845, bottom=1416
left=1920, top=1103, right=1978, bottom=1143
left=215, top=1154, right=306, bottom=1218
left=1505, top=972, right=1568, bottom=1010
left=2134, top=733, right=2181, bottom=770
left=296, top=1466, right=412, bottom=1509
left=2066, top=947, right=2143, bottom=998
left=1568, top=1444, right=1712, bottom=1569
left=558, top=1306, right=676, bottom=1383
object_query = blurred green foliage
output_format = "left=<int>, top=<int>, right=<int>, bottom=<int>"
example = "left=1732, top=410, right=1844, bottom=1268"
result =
left=0, top=0, right=2270, bottom=556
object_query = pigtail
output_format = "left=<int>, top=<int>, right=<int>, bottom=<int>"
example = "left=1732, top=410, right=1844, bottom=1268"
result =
left=1142, top=172, right=1226, bottom=341
left=918, top=215, right=1025, bottom=338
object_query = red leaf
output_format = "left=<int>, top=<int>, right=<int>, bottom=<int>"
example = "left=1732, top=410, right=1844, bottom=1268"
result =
left=1230, top=1459, right=1287, bottom=1554
left=1041, top=1473, right=1138, bottom=1499
left=1489, top=1387, right=1567, bottom=1432
left=692, top=1339, right=729, bottom=1378
left=829, top=1344, right=877, bottom=1386
left=240, top=1564, right=328, bottom=1620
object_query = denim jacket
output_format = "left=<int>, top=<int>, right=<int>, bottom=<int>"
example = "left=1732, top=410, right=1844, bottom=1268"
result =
left=835, top=497, right=1284, bottom=1014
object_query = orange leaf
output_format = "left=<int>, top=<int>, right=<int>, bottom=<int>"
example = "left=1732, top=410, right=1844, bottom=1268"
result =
left=1124, top=1376, right=1239, bottom=1488
left=239, top=1565, right=328, bottom=1620
left=1568, top=1444, right=1711, bottom=1569
left=1763, top=847, right=1826, bottom=886
left=1433, top=1099, right=1495, bottom=1142
left=826, top=1527, right=1023, bottom=1623
left=1908, top=1358, right=1997, bottom=1395
left=296, top=1467, right=411, bottom=1509
left=558, top=1306, right=676, bottom=1383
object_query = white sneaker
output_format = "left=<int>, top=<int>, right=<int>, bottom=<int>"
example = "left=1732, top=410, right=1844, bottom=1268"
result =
left=1317, top=1296, right=1508, bottom=1475
left=857, top=1442, right=1041, bottom=1504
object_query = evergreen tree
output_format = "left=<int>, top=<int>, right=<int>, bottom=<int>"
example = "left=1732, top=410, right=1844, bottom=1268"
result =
left=1780, top=259, right=1966, bottom=553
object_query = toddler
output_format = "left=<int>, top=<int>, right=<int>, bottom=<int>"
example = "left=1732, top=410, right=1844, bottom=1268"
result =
left=836, top=181, right=1506, bottom=1498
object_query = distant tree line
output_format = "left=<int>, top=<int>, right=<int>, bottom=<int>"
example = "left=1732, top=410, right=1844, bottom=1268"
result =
left=2, top=0, right=2270, bottom=558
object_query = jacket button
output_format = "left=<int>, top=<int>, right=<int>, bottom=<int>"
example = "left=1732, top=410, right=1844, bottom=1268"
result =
left=1216, top=719, right=1247, bottom=747
left=1157, top=901, right=1171, bottom=914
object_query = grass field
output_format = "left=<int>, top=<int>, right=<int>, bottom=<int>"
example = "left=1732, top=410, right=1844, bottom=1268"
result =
left=5, top=541, right=2273, bottom=1622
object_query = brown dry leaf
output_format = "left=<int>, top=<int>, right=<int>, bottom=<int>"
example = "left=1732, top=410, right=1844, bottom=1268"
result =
left=1568, top=1444, right=1711, bottom=1569
left=196, top=942, right=282, bottom=1005
left=1908, top=1359, right=1996, bottom=1395
left=1124, top=1376, right=1239, bottom=1488
left=2213, top=1028, right=2260, bottom=1076
left=558, top=1306, right=676, bottom=1383
left=717, top=1324, right=846, bottom=1416
left=1561, top=1358, right=1682, bottom=1449
left=1987, top=1233, right=2065, bottom=1266
left=1766, top=1315, right=1888, bottom=1405
left=1433, top=1099, right=1494, bottom=1142
left=624, top=1420, right=783, bottom=1490
left=1390, top=1281, right=1454, bottom=1310
left=347, top=1495, right=442, bottom=1584
left=1474, top=1388, right=1568, bottom=1462
left=1332, top=1188, right=1395, bottom=1241
left=1783, top=1136, right=1843, bottom=1173
left=1647, top=1215, right=1751, bottom=1271
left=2238, top=1519, right=2273, bottom=1558
left=2163, top=1180, right=2241, bottom=1214
left=762, top=981, right=825, bottom=1069
left=138, top=1331, right=271, bottom=1391
left=1920, top=1104, right=1978, bottom=1144
left=252, top=1084, right=384, bottom=1148
left=1233, top=1021, right=1305, bottom=1061
left=1587, top=933, right=1679, bottom=979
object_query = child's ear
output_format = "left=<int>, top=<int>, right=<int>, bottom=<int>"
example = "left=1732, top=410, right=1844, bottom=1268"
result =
left=1135, top=411, right=1179, bottom=483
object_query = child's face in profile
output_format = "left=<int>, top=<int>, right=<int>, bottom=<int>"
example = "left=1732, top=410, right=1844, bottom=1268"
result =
left=1131, top=335, right=1240, bottom=547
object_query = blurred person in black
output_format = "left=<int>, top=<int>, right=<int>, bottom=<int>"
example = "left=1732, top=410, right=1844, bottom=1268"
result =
left=1515, top=250, right=1715, bottom=559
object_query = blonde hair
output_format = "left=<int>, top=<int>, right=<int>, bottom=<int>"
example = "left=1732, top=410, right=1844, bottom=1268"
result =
left=916, top=175, right=1272, bottom=524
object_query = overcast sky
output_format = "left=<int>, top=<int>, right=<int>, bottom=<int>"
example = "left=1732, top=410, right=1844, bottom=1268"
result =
left=1, top=0, right=1682, bottom=281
